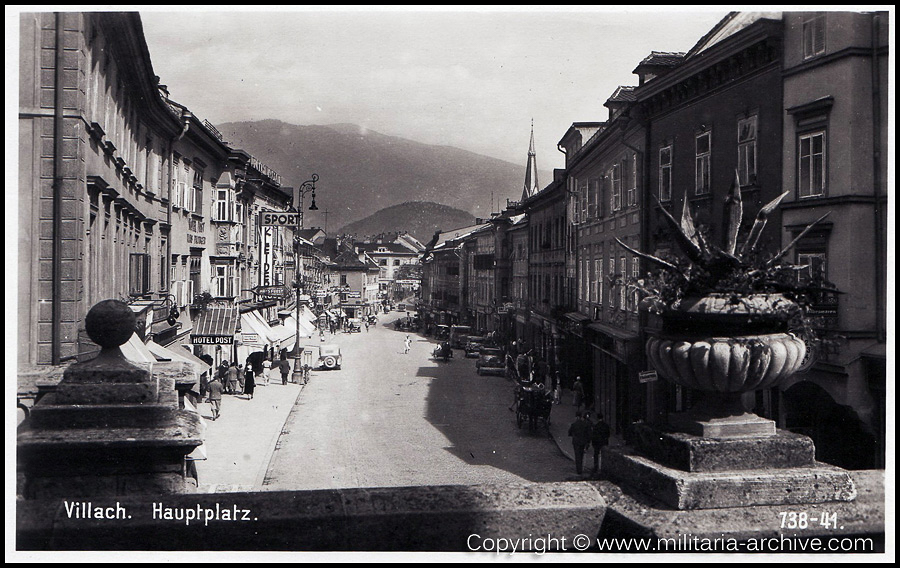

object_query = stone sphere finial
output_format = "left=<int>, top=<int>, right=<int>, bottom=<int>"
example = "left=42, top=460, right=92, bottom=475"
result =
left=85, top=299, right=136, bottom=349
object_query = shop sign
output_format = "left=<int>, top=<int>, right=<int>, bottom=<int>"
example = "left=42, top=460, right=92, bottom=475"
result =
left=191, top=335, right=233, bottom=345
left=260, top=211, right=299, bottom=227
left=256, top=285, right=290, bottom=300
left=638, top=370, right=658, bottom=383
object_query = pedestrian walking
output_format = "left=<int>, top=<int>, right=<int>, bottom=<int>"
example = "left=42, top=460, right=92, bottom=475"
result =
left=279, top=357, right=291, bottom=385
left=590, top=413, right=611, bottom=476
left=262, top=358, right=272, bottom=386
left=206, top=376, right=223, bottom=420
left=225, top=362, right=239, bottom=394
left=568, top=411, right=592, bottom=476
left=365, top=321, right=369, bottom=332
left=572, top=376, right=585, bottom=410
left=552, top=371, right=561, bottom=405
left=237, top=363, right=245, bottom=391
left=404, top=335, right=411, bottom=354
left=243, top=364, right=255, bottom=400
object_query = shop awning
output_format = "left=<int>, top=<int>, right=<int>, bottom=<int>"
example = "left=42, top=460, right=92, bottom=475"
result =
left=120, top=332, right=156, bottom=364
left=586, top=321, right=640, bottom=341
left=147, top=340, right=212, bottom=374
left=301, top=305, right=317, bottom=323
left=284, top=315, right=316, bottom=338
left=263, top=315, right=296, bottom=349
left=176, top=344, right=213, bottom=371
left=191, top=307, right=238, bottom=345
left=565, top=311, right=591, bottom=323
left=239, top=311, right=272, bottom=349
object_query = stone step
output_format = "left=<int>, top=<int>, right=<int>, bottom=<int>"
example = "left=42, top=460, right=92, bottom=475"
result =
left=602, top=447, right=857, bottom=510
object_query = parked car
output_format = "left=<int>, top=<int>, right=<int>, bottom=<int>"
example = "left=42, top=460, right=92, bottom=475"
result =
left=449, top=325, right=474, bottom=349
left=434, top=325, right=450, bottom=340
left=476, top=348, right=505, bottom=376
left=347, top=318, right=362, bottom=333
left=464, top=336, right=486, bottom=358
left=317, top=344, right=343, bottom=370
left=397, top=303, right=406, bottom=312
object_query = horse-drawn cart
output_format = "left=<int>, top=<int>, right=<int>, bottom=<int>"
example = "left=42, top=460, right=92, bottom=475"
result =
left=513, top=384, right=553, bottom=433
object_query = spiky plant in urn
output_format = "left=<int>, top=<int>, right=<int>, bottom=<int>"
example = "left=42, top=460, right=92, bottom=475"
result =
left=617, top=171, right=836, bottom=437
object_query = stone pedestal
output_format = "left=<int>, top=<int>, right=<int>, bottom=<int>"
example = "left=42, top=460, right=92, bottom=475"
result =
left=16, top=299, right=203, bottom=499
left=603, top=423, right=857, bottom=511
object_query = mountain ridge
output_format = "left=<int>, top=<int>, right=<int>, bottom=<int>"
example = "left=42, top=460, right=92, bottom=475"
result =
left=337, top=201, right=476, bottom=243
left=215, top=119, right=548, bottom=230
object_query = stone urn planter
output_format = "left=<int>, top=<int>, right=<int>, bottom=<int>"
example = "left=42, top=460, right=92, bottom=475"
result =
left=645, top=293, right=806, bottom=436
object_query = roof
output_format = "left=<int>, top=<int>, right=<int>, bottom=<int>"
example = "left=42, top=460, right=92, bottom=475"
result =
left=606, top=86, right=637, bottom=104
left=685, top=11, right=781, bottom=58
left=193, top=306, right=238, bottom=337
left=632, top=51, right=686, bottom=73
left=431, top=223, right=490, bottom=248
left=297, top=228, right=326, bottom=242
left=331, top=249, right=379, bottom=270
left=355, top=242, right=418, bottom=255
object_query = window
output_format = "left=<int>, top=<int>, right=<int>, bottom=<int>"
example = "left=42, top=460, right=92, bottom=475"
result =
left=192, top=166, right=204, bottom=216
left=172, top=156, right=182, bottom=208
left=695, top=131, right=711, bottom=195
left=189, top=255, right=201, bottom=304
left=579, top=180, right=588, bottom=223
left=340, top=274, right=347, bottom=286
left=799, top=131, right=826, bottom=198
left=608, top=258, right=615, bottom=307
left=234, top=203, right=244, bottom=244
left=611, top=164, right=622, bottom=212
left=182, top=161, right=193, bottom=212
left=215, top=265, right=227, bottom=297
left=589, top=252, right=596, bottom=304
left=659, top=146, right=672, bottom=201
left=630, top=256, right=640, bottom=313
left=129, top=253, right=150, bottom=296
left=797, top=252, right=827, bottom=284
left=379, top=259, right=388, bottom=266
left=394, top=259, right=401, bottom=266
left=159, top=237, right=168, bottom=290
left=587, top=178, right=597, bottom=219
left=802, top=13, right=825, bottom=59
left=738, top=116, right=758, bottom=186
left=595, top=257, right=602, bottom=304
left=627, top=153, right=637, bottom=207
left=216, top=190, right=230, bottom=221
left=619, top=256, right=627, bottom=309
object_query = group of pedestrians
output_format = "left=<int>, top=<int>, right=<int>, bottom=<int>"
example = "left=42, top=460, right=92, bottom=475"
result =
left=204, top=355, right=295, bottom=421
left=568, top=410, right=611, bottom=477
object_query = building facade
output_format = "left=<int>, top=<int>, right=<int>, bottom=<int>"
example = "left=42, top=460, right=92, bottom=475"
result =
left=17, top=12, right=299, bottom=374
left=776, top=10, right=889, bottom=469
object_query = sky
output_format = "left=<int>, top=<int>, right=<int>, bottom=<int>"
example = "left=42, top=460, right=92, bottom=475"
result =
left=137, top=6, right=733, bottom=175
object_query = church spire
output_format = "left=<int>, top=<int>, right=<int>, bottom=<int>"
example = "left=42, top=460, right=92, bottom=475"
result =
left=522, top=119, right=539, bottom=201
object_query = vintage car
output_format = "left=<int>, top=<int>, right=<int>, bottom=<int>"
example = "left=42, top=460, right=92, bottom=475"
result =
left=464, top=336, right=486, bottom=358
left=317, top=344, right=343, bottom=370
left=449, top=325, right=474, bottom=349
left=476, top=347, right=505, bottom=376
left=347, top=318, right=362, bottom=333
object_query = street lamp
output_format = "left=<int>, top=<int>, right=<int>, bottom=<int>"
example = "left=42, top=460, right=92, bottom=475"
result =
left=293, top=173, right=319, bottom=384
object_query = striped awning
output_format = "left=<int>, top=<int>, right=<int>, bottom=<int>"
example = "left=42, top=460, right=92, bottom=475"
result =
left=191, top=306, right=238, bottom=344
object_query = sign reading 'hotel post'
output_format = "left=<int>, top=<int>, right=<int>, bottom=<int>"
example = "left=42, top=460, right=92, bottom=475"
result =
left=190, top=334, right=233, bottom=345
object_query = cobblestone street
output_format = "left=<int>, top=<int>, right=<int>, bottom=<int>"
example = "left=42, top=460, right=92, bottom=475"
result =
left=262, top=313, right=573, bottom=490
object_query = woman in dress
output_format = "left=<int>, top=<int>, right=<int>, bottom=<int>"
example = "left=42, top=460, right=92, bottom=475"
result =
left=243, top=359, right=255, bottom=400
